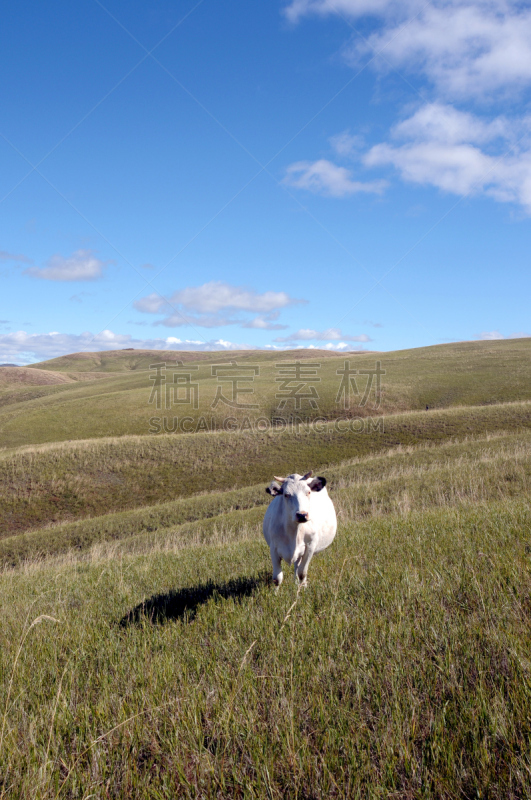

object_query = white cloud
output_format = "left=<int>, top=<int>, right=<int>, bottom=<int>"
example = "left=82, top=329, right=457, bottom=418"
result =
left=242, top=314, right=288, bottom=331
left=172, top=281, right=296, bottom=314
left=0, top=330, right=256, bottom=365
left=134, top=281, right=304, bottom=329
left=292, top=341, right=360, bottom=350
left=363, top=103, right=531, bottom=210
left=479, top=330, right=504, bottom=340
left=359, top=2, right=531, bottom=100
left=329, top=131, right=365, bottom=157
left=283, top=159, right=387, bottom=197
left=24, top=249, right=110, bottom=281
left=285, top=2, right=531, bottom=214
left=287, top=1, right=531, bottom=100
left=156, top=313, right=238, bottom=329
left=284, top=0, right=401, bottom=24
left=324, top=342, right=351, bottom=350
left=392, top=103, right=510, bottom=146
left=275, top=328, right=371, bottom=342
left=478, top=330, right=531, bottom=340
left=366, top=139, right=492, bottom=196
left=134, top=293, right=167, bottom=314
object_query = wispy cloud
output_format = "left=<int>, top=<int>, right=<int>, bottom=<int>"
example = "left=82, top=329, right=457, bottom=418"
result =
left=275, top=327, right=372, bottom=342
left=24, top=249, right=111, bottom=281
left=69, top=291, right=94, bottom=304
left=242, top=312, right=288, bottom=331
left=286, top=1, right=531, bottom=100
left=0, top=250, right=32, bottom=264
left=329, top=131, right=365, bottom=157
left=354, top=2, right=531, bottom=100
left=0, top=330, right=257, bottom=365
left=478, top=330, right=530, bottom=340
left=283, top=159, right=387, bottom=197
left=134, top=281, right=304, bottom=329
left=284, top=0, right=401, bottom=24
left=285, top=1, right=531, bottom=214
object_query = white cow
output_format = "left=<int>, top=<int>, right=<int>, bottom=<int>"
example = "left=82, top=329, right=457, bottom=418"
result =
left=263, top=470, right=337, bottom=588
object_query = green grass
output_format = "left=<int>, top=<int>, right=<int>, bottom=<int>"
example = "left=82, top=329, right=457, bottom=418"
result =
left=2, top=342, right=531, bottom=797
left=28, top=347, right=343, bottom=373
left=1, top=427, right=530, bottom=567
left=2, top=497, right=531, bottom=798
left=0, top=338, right=530, bottom=447
left=1, top=400, right=530, bottom=537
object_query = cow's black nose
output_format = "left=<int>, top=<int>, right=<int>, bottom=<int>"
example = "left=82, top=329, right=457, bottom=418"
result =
left=296, top=513, right=309, bottom=523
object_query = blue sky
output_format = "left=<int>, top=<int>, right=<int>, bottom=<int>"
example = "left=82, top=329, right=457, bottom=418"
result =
left=1, top=0, right=530, bottom=364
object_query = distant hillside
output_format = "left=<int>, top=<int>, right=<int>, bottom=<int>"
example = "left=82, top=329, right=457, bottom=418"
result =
left=0, top=366, right=75, bottom=386
left=1, top=402, right=529, bottom=538
left=0, top=338, right=529, bottom=448
left=27, top=348, right=352, bottom=373
left=2, top=338, right=531, bottom=799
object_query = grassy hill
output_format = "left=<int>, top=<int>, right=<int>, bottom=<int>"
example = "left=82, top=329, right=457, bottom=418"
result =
left=1, top=436, right=531, bottom=796
left=1, top=425, right=529, bottom=567
left=28, top=347, right=345, bottom=373
left=1, top=400, right=530, bottom=538
left=0, top=338, right=530, bottom=448
left=0, top=367, right=76, bottom=386
left=1, top=339, right=531, bottom=797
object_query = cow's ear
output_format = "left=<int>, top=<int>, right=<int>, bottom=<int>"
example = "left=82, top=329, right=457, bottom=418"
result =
left=309, top=476, right=326, bottom=492
left=266, top=480, right=283, bottom=496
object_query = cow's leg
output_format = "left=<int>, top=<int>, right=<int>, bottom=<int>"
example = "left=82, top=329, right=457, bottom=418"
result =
left=295, top=544, right=315, bottom=587
left=270, top=546, right=283, bottom=590
left=293, top=555, right=303, bottom=584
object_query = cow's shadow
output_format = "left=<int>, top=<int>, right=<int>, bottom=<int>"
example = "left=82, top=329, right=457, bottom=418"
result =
left=119, top=573, right=268, bottom=628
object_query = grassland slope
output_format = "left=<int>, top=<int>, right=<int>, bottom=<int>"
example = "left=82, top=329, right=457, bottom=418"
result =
left=1, top=495, right=531, bottom=797
left=0, top=367, right=74, bottom=386
left=1, top=428, right=529, bottom=566
left=2, top=351, right=531, bottom=796
left=0, top=338, right=530, bottom=447
left=29, top=347, right=344, bottom=373
left=1, top=400, right=530, bottom=536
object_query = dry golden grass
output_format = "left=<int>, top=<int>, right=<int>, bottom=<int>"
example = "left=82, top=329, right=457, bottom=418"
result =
left=0, top=400, right=529, bottom=537
left=0, top=338, right=530, bottom=448
left=2, top=426, right=529, bottom=569
left=2, top=497, right=531, bottom=798
left=1, top=348, right=531, bottom=797
left=0, top=367, right=74, bottom=386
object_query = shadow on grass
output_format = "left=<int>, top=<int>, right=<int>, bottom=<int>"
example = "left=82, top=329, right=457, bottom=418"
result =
left=119, top=573, right=268, bottom=627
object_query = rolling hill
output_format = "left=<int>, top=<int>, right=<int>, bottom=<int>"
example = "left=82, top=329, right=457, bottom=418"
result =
left=27, top=347, right=346, bottom=373
left=1, top=338, right=531, bottom=797
left=0, top=338, right=529, bottom=448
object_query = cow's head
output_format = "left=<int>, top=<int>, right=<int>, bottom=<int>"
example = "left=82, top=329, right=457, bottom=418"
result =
left=266, top=470, right=327, bottom=524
